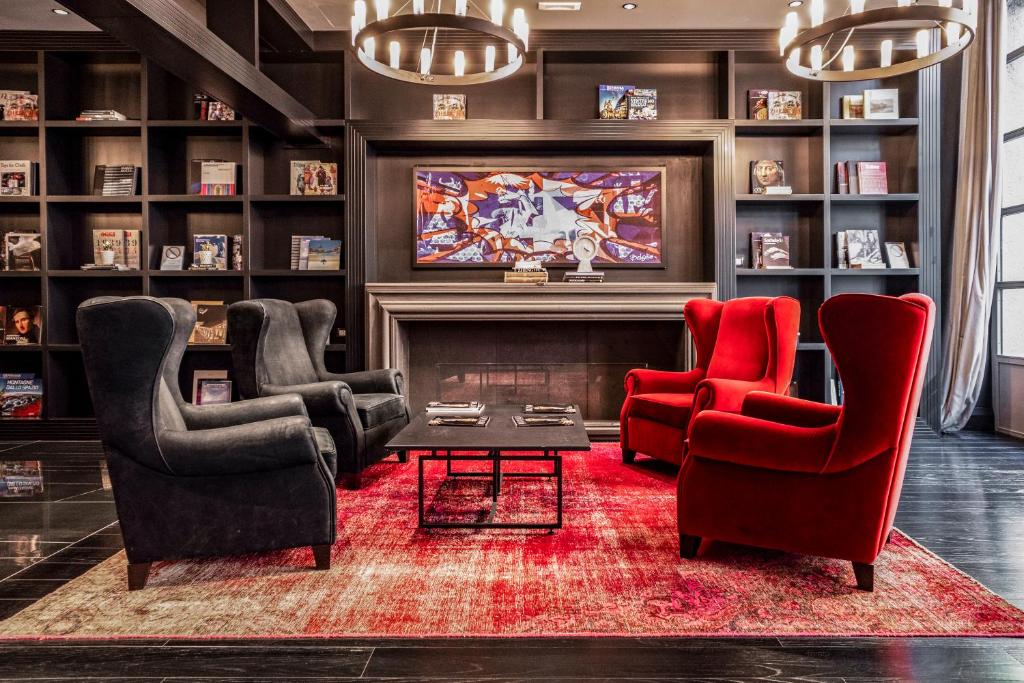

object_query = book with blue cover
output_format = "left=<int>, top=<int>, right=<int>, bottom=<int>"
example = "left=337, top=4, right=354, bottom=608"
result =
left=598, top=84, right=633, bottom=120
left=0, top=373, right=42, bottom=418
left=306, top=239, right=342, bottom=270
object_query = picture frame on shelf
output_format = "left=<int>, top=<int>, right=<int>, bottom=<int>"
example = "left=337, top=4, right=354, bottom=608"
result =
left=885, top=242, right=911, bottom=269
left=864, top=89, right=900, bottom=120
left=160, top=245, right=185, bottom=271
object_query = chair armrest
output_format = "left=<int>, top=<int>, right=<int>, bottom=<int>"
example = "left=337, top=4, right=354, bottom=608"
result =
left=741, top=391, right=842, bottom=428
left=159, top=416, right=322, bottom=476
left=691, top=377, right=775, bottom=416
left=178, top=394, right=308, bottom=430
left=624, top=368, right=704, bottom=396
left=687, top=411, right=837, bottom=474
left=320, top=368, right=404, bottom=396
left=262, top=381, right=356, bottom=418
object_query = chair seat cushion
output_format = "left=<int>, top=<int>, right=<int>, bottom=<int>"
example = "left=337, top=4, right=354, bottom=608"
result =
left=630, top=393, right=695, bottom=427
left=354, top=393, right=407, bottom=429
left=312, top=427, right=338, bottom=478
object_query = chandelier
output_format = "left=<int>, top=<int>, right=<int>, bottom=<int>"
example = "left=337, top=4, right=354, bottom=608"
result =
left=779, top=0, right=977, bottom=81
left=350, top=0, right=529, bottom=85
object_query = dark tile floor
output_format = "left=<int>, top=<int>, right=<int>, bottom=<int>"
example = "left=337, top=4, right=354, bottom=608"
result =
left=0, top=427, right=1023, bottom=680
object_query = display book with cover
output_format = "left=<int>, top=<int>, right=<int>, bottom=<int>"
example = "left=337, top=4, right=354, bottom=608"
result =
left=0, top=305, right=43, bottom=345
left=88, top=229, right=140, bottom=269
left=749, top=232, right=792, bottom=269
left=92, top=165, right=140, bottom=196
left=290, top=235, right=341, bottom=270
left=0, top=373, right=42, bottom=418
left=837, top=229, right=885, bottom=269
left=188, top=160, right=239, bottom=195
left=192, top=234, right=229, bottom=270
left=0, top=160, right=38, bottom=196
left=290, top=161, right=339, bottom=196
left=598, top=85, right=657, bottom=120
left=836, top=161, right=888, bottom=195
left=189, top=300, right=228, bottom=345
left=2, top=232, right=41, bottom=271
left=0, top=91, right=38, bottom=121
left=750, top=160, right=791, bottom=194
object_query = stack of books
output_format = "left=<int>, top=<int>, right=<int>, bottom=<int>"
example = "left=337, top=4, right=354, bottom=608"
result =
left=504, top=261, right=548, bottom=284
left=563, top=272, right=605, bottom=283
left=92, top=165, right=140, bottom=196
left=425, top=401, right=485, bottom=416
left=76, top=109, right=128, bottom=121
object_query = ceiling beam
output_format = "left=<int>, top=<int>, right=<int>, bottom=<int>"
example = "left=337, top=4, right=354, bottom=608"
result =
left=259, top=0, right=314, bottom=54
left=56, top=0, right=319, bottom=140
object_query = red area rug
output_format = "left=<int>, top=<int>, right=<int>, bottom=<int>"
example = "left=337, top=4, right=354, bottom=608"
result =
left=2, top=444, right=1024, bottom=639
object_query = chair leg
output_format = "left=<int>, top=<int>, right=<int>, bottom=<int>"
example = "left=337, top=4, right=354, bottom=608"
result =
left=396, top=450, right=409, bottom=463
left=679, top=533, right=701, bottom=559
left=312, top=544, right=331, bottom=570
left=340, top=473, right=362, bottom=490
left=622, top=448, right=636, bottom=464
left=852, top=562, right=874, bottom=592
left=127, top=562, right=151, bottom=591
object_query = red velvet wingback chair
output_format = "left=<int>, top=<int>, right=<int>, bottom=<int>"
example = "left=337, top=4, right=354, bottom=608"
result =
left=619, top=296, right=800, bottom=465
left=677, top=293, right=935, bottom=591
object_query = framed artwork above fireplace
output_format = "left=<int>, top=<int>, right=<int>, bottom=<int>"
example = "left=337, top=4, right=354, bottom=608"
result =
left=414, top=167, right=666, bottom=267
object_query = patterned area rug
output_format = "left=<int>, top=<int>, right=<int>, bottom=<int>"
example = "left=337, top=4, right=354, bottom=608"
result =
left=2, top=444, right=1024, bottom=639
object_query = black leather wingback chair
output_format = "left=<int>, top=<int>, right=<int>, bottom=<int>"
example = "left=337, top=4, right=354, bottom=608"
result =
left=228, top=299, right=410, bottom=489
left=77, top=296, right=337, bottom=590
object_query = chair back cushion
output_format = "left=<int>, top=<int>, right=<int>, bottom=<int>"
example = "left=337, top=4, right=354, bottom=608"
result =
left=821, top=293, right=935, bottom=473
left=228, top=300, right=319, bottom=396
left=705, top=297, right=774, bottom=382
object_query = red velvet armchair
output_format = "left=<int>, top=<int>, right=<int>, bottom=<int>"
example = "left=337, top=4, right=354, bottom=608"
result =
left=678, top=293, right=935, bottom=591
left=619, top=296, right=801, bottom=465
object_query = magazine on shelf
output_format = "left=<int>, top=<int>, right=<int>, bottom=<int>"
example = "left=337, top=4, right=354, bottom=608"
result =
left=305, top=239, right=342, bottom=271
left=0, top=160, right=37, bottom=196
left=92, top=165, right=140, bottom=196
left=432, top=94, right=466, bottom=120
left=0, top=91, right=38, bottom=121
left=844, top=229, right=886, bottom=269
left=188, top=160, right=238, bottom=195
left=856, top=161, right=889, bottom=195
left=768, top=91, right=802, bottom=120
left=627, top=88, right=658, bottom=120
left=197, top=379, right=232, bottom=405
left=748, top=89, right=770, bottom=120
left=192, top=234, right=228, bottom=270
left=191, top=369, right=228, bottom=404
left=2, top=306, right=42, bottom=345
left=598, top=85, right=633, bottom=120
left=4, top=232, right=41, bottom=271
left=750, top=160, right=787, bottom=194
left=760, top=234, right=792, bottom=269
left=189, top=301, right=228, bottom=345
left=290, top=161, right=338, bottom=196
left=0, top=373, right=42, bottom=418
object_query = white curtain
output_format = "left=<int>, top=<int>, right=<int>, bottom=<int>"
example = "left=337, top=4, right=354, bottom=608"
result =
left=941, top=0, right=1007, bottom=432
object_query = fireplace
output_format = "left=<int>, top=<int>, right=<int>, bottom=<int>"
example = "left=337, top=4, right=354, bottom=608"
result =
left=366, top=282, right=717, bottom=435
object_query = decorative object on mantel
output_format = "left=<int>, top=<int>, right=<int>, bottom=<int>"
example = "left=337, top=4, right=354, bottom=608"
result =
left=564, top=234, right=605, bottom=282
left=779, top=0, right=976, bottom=82
left=504, top=260, right=548, bottom=284
left=349, top=0, right=529, bottom=86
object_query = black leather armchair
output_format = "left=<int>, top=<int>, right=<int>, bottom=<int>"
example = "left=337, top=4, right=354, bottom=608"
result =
left=228, top=299, right=410, bottom=489
left=77, top=296, right=337, bottom=590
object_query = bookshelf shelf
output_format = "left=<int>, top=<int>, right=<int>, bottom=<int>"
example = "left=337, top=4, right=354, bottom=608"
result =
left=0, top=271, right=42, bottom=277
left=148, top=270, right=245, bottom=278
left=46, top=270, right=144, bottom=278
left=44, top=120, right=142, bottom=129
left=737, top=268, right=826, bottom=276
left=829, top=118, right=920, bottom=135
left=737, top=194, right=826, bottom=203
left=735, top=120, right=825, bottom=136
left=249, top=194, right=345, bottom=203
left=830, top=268, right=921, bottom=276
left=46, top=195, right=142, bottom=204
left=251, top=269, right=347, bottom=277
left=0, top=345, right=43, bottom=353
left=0, top=196, right=41, bottom=203
left=145, top=120, right=244, bottom=131
left=147, top=195, right=244, bottom=203
left=830, top=194, right=921, bottom=203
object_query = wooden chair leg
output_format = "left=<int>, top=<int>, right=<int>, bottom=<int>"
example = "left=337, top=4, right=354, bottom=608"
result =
left=127, top=562, right=151, bottom=591
left=852, top=562, right=874, bottom=591
left=396, top=450, right=409, bottom=463
left=622, top=448, right=636, bottom=464
left=679, top=533, right=701, bottom=559
left=340, top=473, right=362, bottom=490
left=312, top=544, right=332, bottom=570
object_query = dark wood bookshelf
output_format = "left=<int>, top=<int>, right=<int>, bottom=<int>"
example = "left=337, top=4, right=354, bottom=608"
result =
left=0, top=40, right=941, bottom=436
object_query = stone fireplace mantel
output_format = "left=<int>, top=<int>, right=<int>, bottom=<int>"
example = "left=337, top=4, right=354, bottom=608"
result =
left=366, top=280, right=716, bottom=375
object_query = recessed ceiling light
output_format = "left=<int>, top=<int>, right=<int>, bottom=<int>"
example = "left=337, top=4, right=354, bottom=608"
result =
left=52, top=7, right=70, bottom=15
left=622, top=2, right=638, bottom=8
left=787, top=0, right=803, bottom=6
left=537, top=1, right=581, bottom=10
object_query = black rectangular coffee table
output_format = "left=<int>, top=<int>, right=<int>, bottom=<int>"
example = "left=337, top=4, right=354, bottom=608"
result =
left=386, top=405, right=591, bottom=530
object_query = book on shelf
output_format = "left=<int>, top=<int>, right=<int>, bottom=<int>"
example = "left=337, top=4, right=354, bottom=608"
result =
left=841, top=95, right=864, bottom=119
left=885, top=241, right=911, bottom=269
left=123, top=229, right=141, bottom=270
left=192, top=234, right=228, bottom=270
left=0, top=373, right=42, bottom=418
left=750, top=160, right=788, bottom=194
left=193, top=94, right=237, bottom=121
left=432, top=94, right=466, bottom=120
left=197, top=379, right=232, bottom=405
left=91, top=229, right=126, bottom=266
left=0, top=160, right=37, bottom=196
left=92, top=165, right=140, bottom=196
left=188, top=160, right=239, bottom=195
left=835, top=231, right=849, bottom=269
left=563, top=272, right=605, bottom=283
left=760, top=234, right=792, bottom=269
left=843, top=229, right=886, bottom=269
left=160, top=245, right=185, bottom=271
left=189, top=301, right=228, bottom=345
left=627, top=88, right=657, bottom=120
left=2, top=305, right=42, bottom=345
left=305, top=239, right=342, bottom=271
left=846, top=161, right=860, bottom=194
left=76, top=109, right=128, bottom=121
left=835, top=162, right=849, bottom=194
left=290, top=161, right=338, bottom=196
left=3, top=232, right=41, bottom=271
left=290, top=235, right=324, bottom=270
left=191, top=370, right=228, bottom=404
left=231, top=234, right=243, bottom=271
left=504, top=270, right=549, bottom=283
left=748, top=89, right=770, bottom=120
left=863, top=88, right=900, bottom=120
left=0, top=91, right=38, bottom=121
left=856, top=161, right=889, bottom=195
left=767, top=90, right=802, bottom=120
left=598, top=85, right=633, bottom=120
left=425, top=400, right=485, bottom=416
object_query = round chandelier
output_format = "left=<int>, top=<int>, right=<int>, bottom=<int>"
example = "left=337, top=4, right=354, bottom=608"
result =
left=779, top=0, right=977, bottom=82
left=350, top=0, right=529, bottom=85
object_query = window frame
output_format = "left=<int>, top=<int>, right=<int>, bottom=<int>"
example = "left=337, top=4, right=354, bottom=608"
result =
left=997, top=41, right=1024, bottom=361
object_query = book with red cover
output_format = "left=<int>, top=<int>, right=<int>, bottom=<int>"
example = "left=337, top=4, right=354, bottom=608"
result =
left=836, top=162, right=849, bottom=194
left=857, top=161, right=889, bottom=195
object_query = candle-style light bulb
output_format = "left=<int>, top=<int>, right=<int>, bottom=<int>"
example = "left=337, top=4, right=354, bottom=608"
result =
left=851, top=0, right=865, bottom=13
left=455, top=0, right=468, bottom=15
left=485, top=45, right=496, bottom=72
left=897, top=0, right=911, bottom=7
left=354, top=0, right=367, bottom=28
left=507, top=42, right=518, bottom=64
left=811, top=44, right=823, bottom=71
left=916, top=29, right=930, bottom=58
left=490, top=0, right=504, bottom=25
left=842, top=45, right=855, bottom=72
left=374, top=0, right=389, bottom=21
left=946, top=22, right=962, bottom=46
left=880, top=39, right=893, bottom=68
left=811, top=0, right=825, bottom=27
left=787, top=46, right=801, bottom=68
left=454, top=50, right=466, bottom=77
left=938, top=0, right=952, bottom=6
left=512, top=8, right=529, bottom=49
left=780, top=11, right=799, bottom=55
left=420, top=47, right=432, bottom=75
left=350, top=15, right=359, bottom=44
left=413, top=0, right=424, bottom=13
left=963, top=0, right=977, bottom=20
left=363, top=36, right=375, bottom=58
left=389, top=40, right=400, bottom=69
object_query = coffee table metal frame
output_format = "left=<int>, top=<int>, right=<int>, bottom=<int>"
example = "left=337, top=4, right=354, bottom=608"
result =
left=417, top=448, right=563, bottom=530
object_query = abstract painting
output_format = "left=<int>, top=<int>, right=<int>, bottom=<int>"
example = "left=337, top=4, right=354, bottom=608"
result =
left=415, top=168, right=664, bottom=266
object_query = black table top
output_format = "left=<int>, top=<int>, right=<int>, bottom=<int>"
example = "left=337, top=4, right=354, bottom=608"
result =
left=386, top=404, right=592, bottom=452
